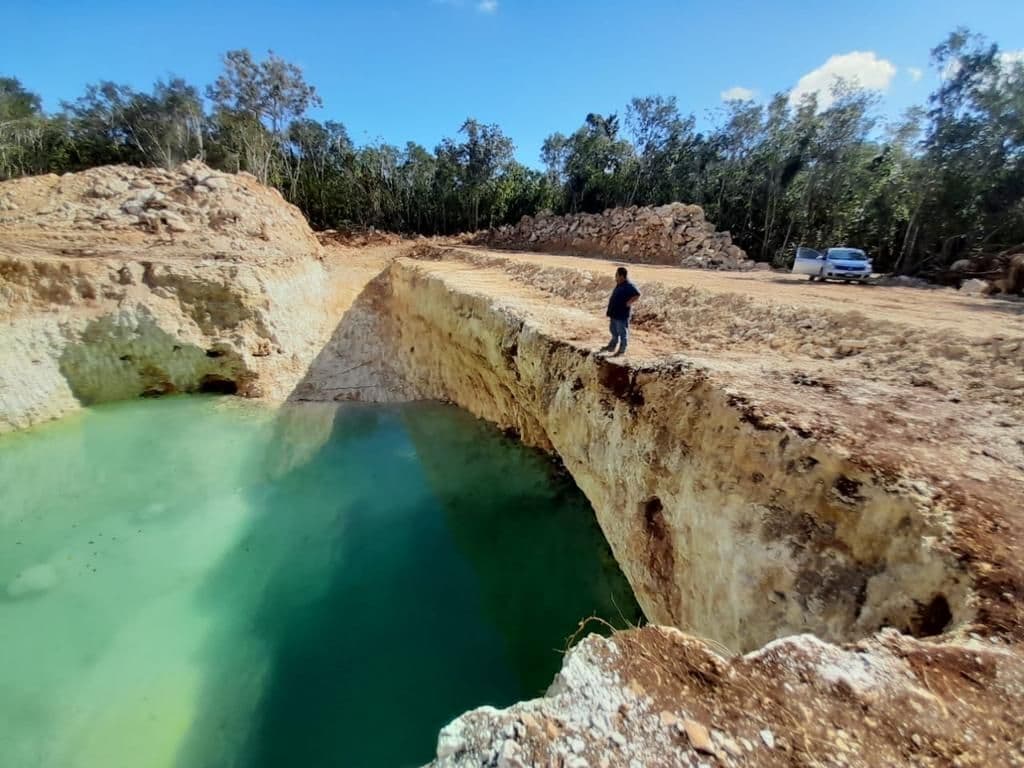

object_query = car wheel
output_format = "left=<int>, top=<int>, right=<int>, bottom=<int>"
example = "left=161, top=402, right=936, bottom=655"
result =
left=808, top=275, right=816, bottom=281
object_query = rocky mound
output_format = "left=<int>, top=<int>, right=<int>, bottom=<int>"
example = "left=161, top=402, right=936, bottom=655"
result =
left=479, top=203, right=757, bottom=270
left=431, top=628, right=1024, bottom=767
left=943, top=246, right=1024, bottom=293
left=0, top=160, right=320, bottom=262
left=0, top=162, right=345, bottom=433
left=316, top=227, right=405, bottom=248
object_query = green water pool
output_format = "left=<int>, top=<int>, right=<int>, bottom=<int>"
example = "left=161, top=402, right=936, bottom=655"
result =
left=0, top=396, right=640, bottom=768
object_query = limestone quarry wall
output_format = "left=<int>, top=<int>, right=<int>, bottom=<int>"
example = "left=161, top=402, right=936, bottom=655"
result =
left=0, top=164, right=997, bottom=652
left=0, top=253, right=349, bottom=432
left=0, top=162, right=348, bottom=433
left=295, top=257, right=973, bottom=653
left=479, top=203, right=757, bottom=270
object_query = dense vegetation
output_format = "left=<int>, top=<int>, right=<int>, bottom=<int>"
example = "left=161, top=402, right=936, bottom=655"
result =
left=2, top=29, right=1021, bottom=273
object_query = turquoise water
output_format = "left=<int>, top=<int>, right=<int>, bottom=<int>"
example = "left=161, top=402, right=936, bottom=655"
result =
left=0, top=397, right=640, bottom=768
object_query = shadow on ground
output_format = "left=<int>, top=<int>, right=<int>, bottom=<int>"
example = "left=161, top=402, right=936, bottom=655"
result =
left=286, top=265, right=415, bottom=405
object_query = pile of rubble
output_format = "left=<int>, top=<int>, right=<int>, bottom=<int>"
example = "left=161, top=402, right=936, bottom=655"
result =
left=478, top=203, right=759, bottom=270
left=947, top=251, right=1024, bottom=296
left=0, top=160, right=320, bottom=261
left=316, top=227, right=405, bottom=248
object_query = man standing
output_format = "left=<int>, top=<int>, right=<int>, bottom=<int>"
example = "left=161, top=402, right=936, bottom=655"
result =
left=601, top=266, right=640, bottom=357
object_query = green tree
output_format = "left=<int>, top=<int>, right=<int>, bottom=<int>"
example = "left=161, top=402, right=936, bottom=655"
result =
left=206, top=49, right=322, bottom=184
left=436, top=118, right=515, bottom=230
left=625, top=95, right=696, bottom=206
left=61, top=81, right=141, bottom=167
left=124, top=78, right=205, bottom=169
left=913, top=28, right=1024, bottom=270
left=0, top=78, right=70, bottom=179
left=0, top=77, right=42, bottom=121
left=552, top=112, right=635, bottom=213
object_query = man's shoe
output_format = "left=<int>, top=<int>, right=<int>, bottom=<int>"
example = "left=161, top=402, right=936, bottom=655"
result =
left=610, top=349, right=625, bottom=358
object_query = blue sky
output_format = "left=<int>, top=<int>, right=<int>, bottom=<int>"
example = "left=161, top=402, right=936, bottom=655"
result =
left=3, top=0, right=1022, bottom=165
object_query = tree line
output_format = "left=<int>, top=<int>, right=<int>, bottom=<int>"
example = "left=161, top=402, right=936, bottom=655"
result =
left=1, top=28, right=1021, bottom=273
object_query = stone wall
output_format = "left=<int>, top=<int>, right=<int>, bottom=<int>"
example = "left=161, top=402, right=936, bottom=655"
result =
left=479, top=202, right=758, bottom=270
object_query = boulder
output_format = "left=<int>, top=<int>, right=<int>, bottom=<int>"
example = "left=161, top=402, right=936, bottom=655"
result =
left=960, top=278, right=990, bottom=295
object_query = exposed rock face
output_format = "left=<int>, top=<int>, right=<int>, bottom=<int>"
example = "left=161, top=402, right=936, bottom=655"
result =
left=0, top=162, right=349, bottom=432
left=297, top=252, right=991, bottom=652
left=430, top=628, right=1024, bottom=767
left=478, top=203, right=756, bottom=270
left=293, top=245, right=1023, bottom=764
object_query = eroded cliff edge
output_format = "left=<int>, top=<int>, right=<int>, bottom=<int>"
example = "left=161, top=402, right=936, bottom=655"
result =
left=300, top=256, right=960, bottom=647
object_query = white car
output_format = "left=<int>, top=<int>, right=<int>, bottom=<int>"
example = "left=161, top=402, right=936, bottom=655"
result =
left=792, top=246, right=873, bottom=283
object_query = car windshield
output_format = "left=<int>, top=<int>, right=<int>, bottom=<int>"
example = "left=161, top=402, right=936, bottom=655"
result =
left=828, top=248, right=867, bottom=261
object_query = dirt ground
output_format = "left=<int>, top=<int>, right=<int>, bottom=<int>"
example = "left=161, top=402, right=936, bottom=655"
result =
left=476, top=248, right=1024, bottom=341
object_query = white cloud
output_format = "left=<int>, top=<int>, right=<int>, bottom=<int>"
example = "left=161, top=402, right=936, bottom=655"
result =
left=999, top=49, right=1024, bottom=79
left=720, top=86, right=756, bottom=102
left=789, top=51, right=897, bottom=109
left=907, top=66, right=924, bottom=82
left=477, top=0, right=498, bottom=12
left=942, top=49, right=1023, bottom=84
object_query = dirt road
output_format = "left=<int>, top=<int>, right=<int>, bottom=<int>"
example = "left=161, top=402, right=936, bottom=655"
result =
left=479, top=248, right=1024, bottom=341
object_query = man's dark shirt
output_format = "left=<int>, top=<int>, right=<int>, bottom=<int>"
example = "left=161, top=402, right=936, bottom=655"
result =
left=606, top=280, right=640, bottom=322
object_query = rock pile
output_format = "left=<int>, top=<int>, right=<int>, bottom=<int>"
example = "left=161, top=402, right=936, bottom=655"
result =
left=0, top=160, right=320, bottom=261
left=316, top=227, right=405, bottom=248
left=479, top=203, right=757, bottom=270
left=943, top=248, right=1024, bottom=296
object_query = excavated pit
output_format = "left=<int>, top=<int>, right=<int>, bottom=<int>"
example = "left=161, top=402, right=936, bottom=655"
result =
left=4, top=163, right=1021, bottom=766
left=291, top=255, right=976, bottom=654
left=0, top=397, right=642, bottom=768
left=5, top=243, right=976, bottom=657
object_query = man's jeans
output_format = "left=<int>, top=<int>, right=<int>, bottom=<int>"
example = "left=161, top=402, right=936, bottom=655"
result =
left=608, top=318, right=629, bottom=352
